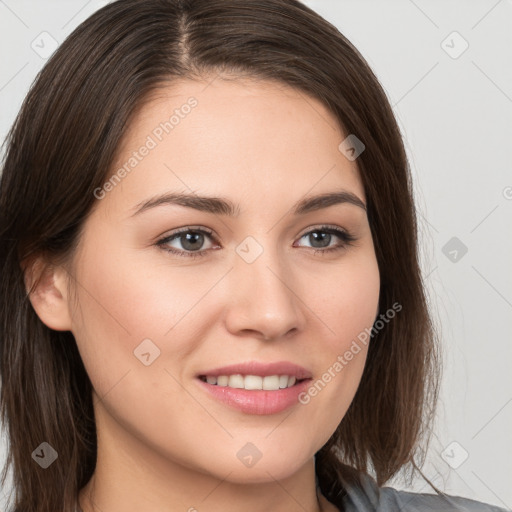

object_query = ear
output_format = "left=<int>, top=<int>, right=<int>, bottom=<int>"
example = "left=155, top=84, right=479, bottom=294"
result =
left=23, top=256, right=73, bottom=331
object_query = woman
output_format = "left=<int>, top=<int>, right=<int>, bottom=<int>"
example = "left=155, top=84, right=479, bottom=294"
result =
left=0, top=1, right=506, bottom=511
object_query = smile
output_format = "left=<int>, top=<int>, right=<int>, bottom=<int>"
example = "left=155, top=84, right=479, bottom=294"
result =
left=198, top=374, right=303, bottom=390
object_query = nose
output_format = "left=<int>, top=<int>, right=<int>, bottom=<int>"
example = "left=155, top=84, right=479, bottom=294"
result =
left=223, top=244, right=306, bottom=341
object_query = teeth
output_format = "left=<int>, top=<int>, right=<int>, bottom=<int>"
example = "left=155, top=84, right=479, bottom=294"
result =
left=228, top=374, right=245, bottom=388
left=262, top=375, right=278, bottom=390
left=217, top=375, right=229, bottom=386
left=279, top=375, right=289, bottom=388
left=244, top=375, right=262, bottom=390
left=202, top=374, right=300, bottom=390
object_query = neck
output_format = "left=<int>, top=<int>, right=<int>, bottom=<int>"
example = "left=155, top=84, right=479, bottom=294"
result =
left=77, top=400, right=339, bottom=512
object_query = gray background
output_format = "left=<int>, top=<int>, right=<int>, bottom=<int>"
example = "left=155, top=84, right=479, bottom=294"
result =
left=0, top=0, right=511, bottom=509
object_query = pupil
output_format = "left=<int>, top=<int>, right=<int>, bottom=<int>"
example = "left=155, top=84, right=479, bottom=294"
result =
left=183, top=232, right=203, bottom=251
left=311, top=231, right=330, bottom=248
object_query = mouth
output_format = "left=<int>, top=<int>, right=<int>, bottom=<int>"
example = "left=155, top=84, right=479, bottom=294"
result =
left=198, top=374, right=310, bottom=391
left=195, top=361, right=313, bottom=414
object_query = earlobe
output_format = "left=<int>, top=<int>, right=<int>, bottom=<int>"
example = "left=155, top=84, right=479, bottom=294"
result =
left=23, top=258, right=73, bottom=332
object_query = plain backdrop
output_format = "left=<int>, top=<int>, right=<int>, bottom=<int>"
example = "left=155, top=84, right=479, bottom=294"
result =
left=0, top=0, right=511, bottom=510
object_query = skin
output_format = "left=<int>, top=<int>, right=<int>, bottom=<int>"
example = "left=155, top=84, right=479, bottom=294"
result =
left=28, top=76, right=380, bottom=512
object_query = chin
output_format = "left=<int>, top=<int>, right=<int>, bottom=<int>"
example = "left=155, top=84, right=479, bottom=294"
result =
left=199, top=448, right=312, bottom=484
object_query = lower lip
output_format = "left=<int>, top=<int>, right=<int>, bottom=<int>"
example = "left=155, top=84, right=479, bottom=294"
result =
left=196, top=377, right=312, bottom=415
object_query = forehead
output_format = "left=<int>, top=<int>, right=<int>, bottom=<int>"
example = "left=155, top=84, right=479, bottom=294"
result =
left=101, top=77, right=365, bottom=215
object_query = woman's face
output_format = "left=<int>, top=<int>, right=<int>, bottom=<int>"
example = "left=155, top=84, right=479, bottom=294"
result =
left=65, top=77, right=380, bottom=483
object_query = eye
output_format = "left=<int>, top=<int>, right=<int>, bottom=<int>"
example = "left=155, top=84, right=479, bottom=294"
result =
left=156, top=224, right=357, bottom=259
left=156, top=227, right=218, bottom=259
left=294, top=225, right=357, bottom=255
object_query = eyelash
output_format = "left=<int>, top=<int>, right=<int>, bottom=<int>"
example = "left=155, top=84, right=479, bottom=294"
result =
left=155, top=225, right=357, bottom=259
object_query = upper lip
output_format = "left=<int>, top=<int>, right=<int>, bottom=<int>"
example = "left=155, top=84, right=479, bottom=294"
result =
left=197, top=361, right=312, bottom=380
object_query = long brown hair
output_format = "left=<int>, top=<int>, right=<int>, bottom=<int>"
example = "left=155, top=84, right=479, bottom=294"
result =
left=0, top=0, right=441, bottom=510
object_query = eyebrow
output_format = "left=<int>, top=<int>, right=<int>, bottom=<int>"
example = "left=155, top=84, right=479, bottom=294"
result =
left=130, top=189, right=366, bottom=218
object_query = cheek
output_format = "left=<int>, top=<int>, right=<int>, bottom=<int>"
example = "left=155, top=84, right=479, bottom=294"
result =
left=72, top=239, right=210, bottom=335
left=68, top=241, right=208, bottom=391
left=314, top=251, right=380, bottom=352
left=336, top=260, right=379, bottom=375
left=293, top=251, right=379, bottom=426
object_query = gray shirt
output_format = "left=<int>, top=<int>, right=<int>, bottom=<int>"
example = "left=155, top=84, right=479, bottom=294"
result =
left=338, top=472, right=509, bottom=511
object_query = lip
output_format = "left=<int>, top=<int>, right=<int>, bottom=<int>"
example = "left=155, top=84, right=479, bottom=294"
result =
left=195, top=360, right=313, bottom=415
left=196, top=377, right=312, bottom=415
left=196, top=361, right=313, bottom=380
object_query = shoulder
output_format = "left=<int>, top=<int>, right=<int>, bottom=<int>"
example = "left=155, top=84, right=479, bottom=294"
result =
left=338, top=472, right=508, bottom=512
